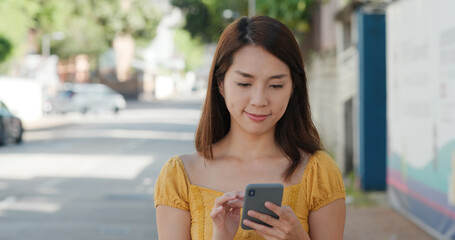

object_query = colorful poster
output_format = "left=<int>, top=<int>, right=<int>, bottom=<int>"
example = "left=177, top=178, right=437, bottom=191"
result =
left=387, top=0, right=455, bottom=238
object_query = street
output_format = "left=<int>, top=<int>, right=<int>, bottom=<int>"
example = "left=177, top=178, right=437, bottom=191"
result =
left=0, top=100, right=202, bottom=240
left=0, top=99, right=435, bottom=240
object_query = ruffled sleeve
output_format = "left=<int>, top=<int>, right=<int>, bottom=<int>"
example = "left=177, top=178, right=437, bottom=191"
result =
left=304, top=151, right=346, bottom=211
left=154, top=156, right=190, bottom=210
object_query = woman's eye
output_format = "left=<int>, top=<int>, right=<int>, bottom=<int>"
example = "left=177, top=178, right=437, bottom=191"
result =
left=270, top=85, right=284, bottom=88
left=236, top=82, right=251, bottom=87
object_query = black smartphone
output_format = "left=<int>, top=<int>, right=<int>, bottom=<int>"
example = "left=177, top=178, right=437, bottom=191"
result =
left=241, top=183, right=284, bottom=230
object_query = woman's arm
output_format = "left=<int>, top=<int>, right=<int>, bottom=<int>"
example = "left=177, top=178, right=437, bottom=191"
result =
left=156, top=205, right=191, bottom=240
left=308, top=198, right=346, bottom=240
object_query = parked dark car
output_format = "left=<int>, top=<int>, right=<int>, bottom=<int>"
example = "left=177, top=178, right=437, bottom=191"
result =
left=0, top=100, right=23, bottom=146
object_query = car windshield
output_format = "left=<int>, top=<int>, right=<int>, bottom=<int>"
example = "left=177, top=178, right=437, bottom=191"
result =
left=57, top=90, right=74, bottom=98
left=57, top=84, right=116, bottom=96
left=73, top=84, right=115, bottom=95
left=0, top=101, right=11, bottom=115
left=0, top=101, right=9, bottom=111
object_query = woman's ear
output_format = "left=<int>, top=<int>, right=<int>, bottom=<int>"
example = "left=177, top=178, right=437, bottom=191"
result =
left=218, top=80, right=225, bottom=97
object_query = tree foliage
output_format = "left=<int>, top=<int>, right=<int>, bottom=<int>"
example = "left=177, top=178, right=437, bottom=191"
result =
left=0, top=0, right=162, bottom=62
left=0, top=36, right=12, bottom=63
left=0, top=0, right=40, bottom=59
left=171, top=0, right=247, bottom=43
left=171, top=0, right=316, bottom=43
left=257, top=0, right=316, bottom=34
left=90, top=0, right=162, bottom=47
left=52, top=0, right=162, bottom=58
left=174, top=29, right=204, bottom=71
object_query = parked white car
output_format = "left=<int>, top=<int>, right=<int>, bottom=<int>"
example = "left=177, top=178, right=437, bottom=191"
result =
left=49, top=84, right=126, bottom=114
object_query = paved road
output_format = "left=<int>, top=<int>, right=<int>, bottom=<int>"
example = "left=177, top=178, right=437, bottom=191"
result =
left=0, top=99, right=435, bottom=240
left=0, top=100, right=202, bottom=240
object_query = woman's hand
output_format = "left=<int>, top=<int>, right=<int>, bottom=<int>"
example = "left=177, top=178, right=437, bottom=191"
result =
left=211, top=191, right=244, bottom=240
left=242, top=201, right=310, bottom=240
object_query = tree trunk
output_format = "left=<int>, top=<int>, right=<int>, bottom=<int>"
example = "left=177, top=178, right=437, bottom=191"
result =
left=113, top=33, right=135, bottom=82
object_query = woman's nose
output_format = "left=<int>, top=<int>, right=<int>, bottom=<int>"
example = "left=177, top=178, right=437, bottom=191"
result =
left=250, top=87, right=268, bottom=107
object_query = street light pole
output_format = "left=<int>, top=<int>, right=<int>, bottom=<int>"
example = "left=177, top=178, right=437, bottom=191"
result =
left=249, top=0, right=256, bottom=17
left=41, top=32, right=65, bottom=57
left=42, top=35, right=50, bottom=57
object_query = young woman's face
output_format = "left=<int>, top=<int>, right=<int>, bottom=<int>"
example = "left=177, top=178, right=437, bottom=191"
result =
left=220, top=45, right=293, bottom=136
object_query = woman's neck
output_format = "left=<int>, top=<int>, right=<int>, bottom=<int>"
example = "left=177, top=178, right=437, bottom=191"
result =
left=214, top=127, right=283, bottom=162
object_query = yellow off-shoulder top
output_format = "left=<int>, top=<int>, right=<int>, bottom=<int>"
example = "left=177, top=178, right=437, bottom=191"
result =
left=154, top=151, right=345, bottom=240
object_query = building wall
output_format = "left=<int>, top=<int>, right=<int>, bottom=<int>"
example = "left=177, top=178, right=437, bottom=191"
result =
left=337, top=46, right=359, bottom=175
left=386, top=0, right=455, bottom=238
left=307, top=51, right=339, bottom=160
left=306, top=0, right=359, bottom=175
left=319, top=0, right=339, bottom=50
left=0, top=77, right=43, bottom=123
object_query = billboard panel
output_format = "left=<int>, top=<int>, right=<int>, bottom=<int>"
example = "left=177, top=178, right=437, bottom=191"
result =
left=387, top=0, right=455, bottom=238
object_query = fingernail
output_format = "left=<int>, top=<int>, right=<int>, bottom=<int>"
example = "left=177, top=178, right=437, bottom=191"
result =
left=265, top=201, right=272, bottom=207
left=248, top=210, right=254, bottom=216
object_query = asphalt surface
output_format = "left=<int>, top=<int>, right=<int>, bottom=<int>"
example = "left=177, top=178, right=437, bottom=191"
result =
left=0, top=99, right=435, bottom=240
left=0, top=99, right=202, bottom=240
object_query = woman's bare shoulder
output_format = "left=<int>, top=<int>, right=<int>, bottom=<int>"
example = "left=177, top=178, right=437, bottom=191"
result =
left=178, top=152, right=204, bottom=184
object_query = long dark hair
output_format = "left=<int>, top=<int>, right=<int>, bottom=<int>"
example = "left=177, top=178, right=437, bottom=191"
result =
left=195, top=16, right=322, bottom=181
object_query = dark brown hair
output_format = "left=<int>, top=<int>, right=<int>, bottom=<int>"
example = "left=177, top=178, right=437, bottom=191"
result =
left=195, top=16, right=322, bottom=181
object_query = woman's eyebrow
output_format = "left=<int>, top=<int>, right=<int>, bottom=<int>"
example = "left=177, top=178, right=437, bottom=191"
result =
left=235, top=70, right=288, bottom=80
left=235, top=70, right=254, bottom=78
left=268, top=74, right=287, bottom=80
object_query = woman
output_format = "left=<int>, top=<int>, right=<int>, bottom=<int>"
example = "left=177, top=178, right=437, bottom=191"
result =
left=155, top=16, right=345, bottom=240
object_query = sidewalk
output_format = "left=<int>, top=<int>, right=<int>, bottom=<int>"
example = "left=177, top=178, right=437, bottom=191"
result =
left=344, top=192, right=434, bottom=240
left=22, top=114, right=76, bottom=131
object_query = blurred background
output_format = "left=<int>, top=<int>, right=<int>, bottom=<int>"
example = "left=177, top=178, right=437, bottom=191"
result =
left=0, top=0, right=454, bottom=239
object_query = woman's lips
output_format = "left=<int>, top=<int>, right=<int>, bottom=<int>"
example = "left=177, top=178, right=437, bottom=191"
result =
left=245, top=112, right=269, bottom=122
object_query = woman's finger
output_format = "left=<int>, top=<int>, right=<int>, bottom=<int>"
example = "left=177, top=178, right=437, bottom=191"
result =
left=227, top=198, right=243, bottom=209
left=215, top=192, right=243, bottom=205
left=210, top=205, right=224, bottom=219
left=247, top=210, right=281, bottom=228
left=264, top=201, right=296, bottom=222
left=242, top=219, right=284, bottom=239
left=214, top=192, right=240, bottom=207
left=264, top=201, right=285, bottom=216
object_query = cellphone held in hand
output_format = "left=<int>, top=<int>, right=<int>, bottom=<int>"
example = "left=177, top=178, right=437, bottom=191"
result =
left=241, top=183, right=284, bottom=230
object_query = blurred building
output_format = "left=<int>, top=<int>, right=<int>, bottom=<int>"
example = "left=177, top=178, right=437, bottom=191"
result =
left=386, top=0, right=455, bottom=238
left=306, top=0, right=455, bottom=238
left=139, top=6, right=189, bottom=100
left=0, top=54, right=60, bottom=122
left=306, top=0, right=387, bottom=191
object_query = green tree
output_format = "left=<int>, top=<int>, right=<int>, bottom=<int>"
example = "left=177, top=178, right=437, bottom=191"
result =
left=88, top=0, right=162, bottom=81
left=0, top=0, right=76, bottom=63
left=0, top=36, right=12, bottom=63
left=0, top=0, right=39, bottom=60
left=51, top=0, right=161, bottom=56
left=90, top=0, right=161, bottom=47
left=0, top=0, right=162, bottom=80
left=174, top=29, right=204, bottom=71
left=171, top=0, right=247, bottom=43
left=256, top=0, right=315, bottom=34
left=171, top=0, right=316, bottom=44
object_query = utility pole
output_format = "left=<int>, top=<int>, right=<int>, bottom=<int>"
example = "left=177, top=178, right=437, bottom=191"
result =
left=249, top=0, right=256, bottom=17
left=42, top=35, right=50, bottom=57
left=41, top=32, right=65, bottom=57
